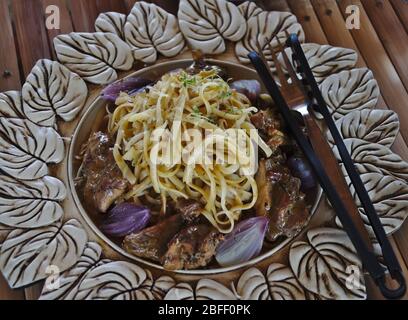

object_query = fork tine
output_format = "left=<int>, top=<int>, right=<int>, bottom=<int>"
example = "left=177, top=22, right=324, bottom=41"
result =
left=284, top=30, right=291, bottom=40
left=267, top=42, right=287, bottom=87
left=255, top=40, right=273, bottom=72
left=276, top=37, right=302, bottom=87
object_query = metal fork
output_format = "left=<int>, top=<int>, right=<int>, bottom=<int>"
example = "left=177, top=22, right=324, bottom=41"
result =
left=265, top=39, right=373, bottom=249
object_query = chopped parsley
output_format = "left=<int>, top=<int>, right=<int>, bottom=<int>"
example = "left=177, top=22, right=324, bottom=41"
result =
left=179, top=72, right=197, bottom=87
left=225, top=106, right=242, bottom=115
left=219, top=90, right=232, bottom=100
left=191, top=106, right=216, bottom=124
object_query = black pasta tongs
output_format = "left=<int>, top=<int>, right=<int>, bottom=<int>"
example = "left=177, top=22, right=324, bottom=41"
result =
left=248, top=34, right=406, bottom=299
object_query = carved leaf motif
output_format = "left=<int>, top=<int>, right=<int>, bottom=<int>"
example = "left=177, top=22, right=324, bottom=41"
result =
left=22, top=59, right=88, bottom=127
left=236, top=268, right=270, bottom=300
left=195, top=279, right=237, bottom=300
left=0, top=118, right=64, bottom=180
left=54, top=32, right=133, bottom=85
left=165, top=283, right=195, bottom=300
left=319, top=68, right=379, bottom=120
left=266, top=264, right=308, bottom=300
left=95, top=12, right=126, bottom=38
left=125, top=2, right=185, bottom=63
left=0, top=91, right=24, bottom=119
left=279, top=44, right=358, bottom=83
left=342, top=172, right=408, bottom=235
left=136, top=270, right=176, bottom=300
left=0, top=224, right=12, bottom=246
left=235, top=11, right=304, bottom=70
left=290, top=228, right=366, bottom=300
left=334, top=138, right=408, bottom=182
left=238, top=1, right=263, bottom=19
left=66, top=261, right=148, bottom=300
left=0, top=175, right=65, bottom=228
left=178, top=0, right=247, bottom=54
left=39, top=242, right=102, bottom=300
left=236, top=265, right=308, bottom=300
left=328, top=109, right=399, bottom=148
left=0, top=219, right=87, bottom=289
left=0, top=118, right=64, bottom=163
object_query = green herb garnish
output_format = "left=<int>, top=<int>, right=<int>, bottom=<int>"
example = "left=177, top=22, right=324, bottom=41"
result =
left=191, top=106, right=216, bottom=124
left=219, top=90, right=232, bottom=100
left=180, top=72, right=197, bottom=87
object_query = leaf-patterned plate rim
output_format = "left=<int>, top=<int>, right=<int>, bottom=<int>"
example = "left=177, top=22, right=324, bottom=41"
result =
left=0, top=0, right=406, bottom=300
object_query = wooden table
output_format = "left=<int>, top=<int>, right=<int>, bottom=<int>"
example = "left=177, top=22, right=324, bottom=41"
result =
left=0, top=0, right=407, bottom=300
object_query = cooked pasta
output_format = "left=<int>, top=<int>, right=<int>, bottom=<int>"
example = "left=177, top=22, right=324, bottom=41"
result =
left=109, top=68, right=272, bottom=233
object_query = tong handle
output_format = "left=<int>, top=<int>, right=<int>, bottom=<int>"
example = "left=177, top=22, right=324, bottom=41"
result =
left=285, top=34, right=406, bottom=299
left=302, top=111, right=373, bottom=250
left=248, top=50, right=384, bottom=281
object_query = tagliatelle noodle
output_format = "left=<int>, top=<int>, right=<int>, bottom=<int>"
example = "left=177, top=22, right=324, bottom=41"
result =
left=109, top=69, right=272, bottom=233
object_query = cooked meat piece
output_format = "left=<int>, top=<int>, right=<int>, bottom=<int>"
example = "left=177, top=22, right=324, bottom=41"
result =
left=175, top=199, right=203, bottom=223
left=162, top=224, right=224, bottom=270
left=122, top=214, right=184, bottom=262
left=251, top=110, right=288, bottom=152
left=80, top=132, right=129, bottom=213
left=266, top=130, right=288, bottom=151
left=250, top=110, right=282, bottom=137
left=255, top=159, right=309, bottom=241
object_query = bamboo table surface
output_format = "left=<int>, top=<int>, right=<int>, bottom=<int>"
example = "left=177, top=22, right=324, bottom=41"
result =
left=0, top=0, right=407, bottom=300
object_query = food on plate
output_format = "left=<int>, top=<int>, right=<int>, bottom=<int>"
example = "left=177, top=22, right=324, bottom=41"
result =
left=78, top=132, right=129, bottom=213
left=100, top=203, right=151, bottom=237
left=215, top=216, right=269, bottom=267
left=76, top=59, right=316, bottom=270
left=255, top=159, right=309, bottom=241
left=162, top=224, right=224, bottom=270
left=123, top=213, right=185, bottom=262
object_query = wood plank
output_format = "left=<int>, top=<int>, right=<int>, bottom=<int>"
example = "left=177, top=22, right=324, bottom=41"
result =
left=96, top=0, right=127, bottom=13
left=312, top=0, right=408, bottom=163
left=335, top=0, right=408, bottom=300
left=68, top=0, right=99, bottom=32
left=312, top=1, right=408, bottom=300
left=365, top=237, right=408, bottom=300
left=11, top=0, right=51, bottom=77
left=361, top=0, right=408, bottom=93
left=124, top=0, right=178, bottom=15
left=394, top=223, right=408, bottom=278
left=310, top=0, right=386, bottom=105
left=390, top=0, right=408, bottom=34
left=24, top=283, right=43, bottom=300
left=0, top=274, right=25, bottom=300
left=259, top=0, right=291, bottom=12
left=41, top=0, right=74, bottom=59
left=0, top=0, right=22, bottom=90
left=310, top=0, right=365, bottom=67
left=1, top=0, right=408, bottom=301
left=287, top=0, right=328, bottom=44
left=12, top=1, right=56, bottom=299
left=123, top=0, right=135, bottom=11
left=337, top=0, right=408, bottom=146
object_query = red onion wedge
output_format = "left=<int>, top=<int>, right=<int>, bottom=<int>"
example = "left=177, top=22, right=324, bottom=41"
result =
left=230, top=80, right=261, bottom=104
left=101, top=77, right=152, bottom=102
left=287, top=155, right=317, bottom=191
left=215, top=216, right=269, bottom=267
left=100, top=203, right=151, bottom=237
